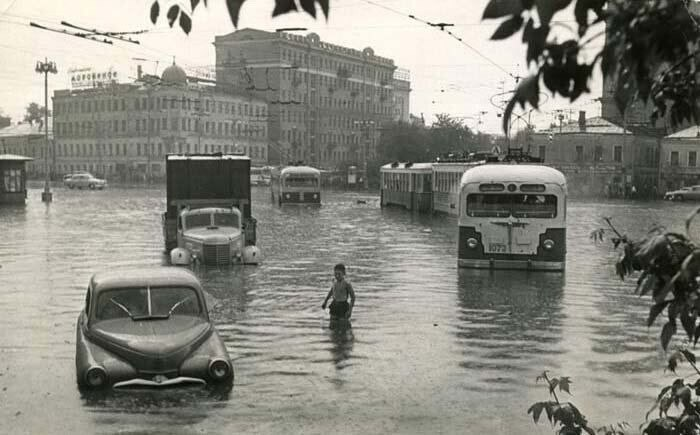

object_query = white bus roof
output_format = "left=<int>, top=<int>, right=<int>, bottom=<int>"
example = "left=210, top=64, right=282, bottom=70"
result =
left=432, top=161, right=483, bottom=171
left=461, top=164, right=566, bottom=187
left=380, top=162, right=433, bottom=172
left=280, top=166, right=321, bottom=175
left=167, top=154, right=250, bottom=161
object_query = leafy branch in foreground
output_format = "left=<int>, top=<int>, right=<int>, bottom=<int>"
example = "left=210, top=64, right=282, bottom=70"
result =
left=527, top=371, right=628, bottom=434
left=598, top=208, right=700, bottom=351
left=149, top=0, right=330, bottom=34
left=482, top=0, right=700, bottom=133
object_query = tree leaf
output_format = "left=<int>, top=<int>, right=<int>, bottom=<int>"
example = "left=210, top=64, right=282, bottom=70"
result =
left=273, top=0, right=298, bottom=17
left=226, top=0, right=246, bottom=27
left=558, top=376, right=572, bottom=394
left=535, top=0, right=572, bottom=25
left=680, top=349, right=696, bottom=365
left=680, top=309, right=697, bottom=342
left=317, top=0, right=329, bottom=18
left=490, top=14, right=524, bottom=40
left=179, top=12, right=192, bottom=34
left=190, top=0, right=200, bottom=11
left=482, top=0, right=523, bottom=19
left=150, top=1, right=160, bottom=24
left=166, top=5, right=180, bottom=27
left=299, top=0, right=316, bottom=17
left=549, top=378, right=560, bottom=395
left=661, top=320, right=677, bottom=352
left=527, top=402, right=545, bottom=423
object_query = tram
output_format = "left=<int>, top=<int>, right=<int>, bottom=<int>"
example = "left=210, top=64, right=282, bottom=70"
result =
left=380, top=162, right=433, bottom=212
left=432, top=160, right=484, bottom=216
left=457, top=164, right=567, bottom=271
left=271, top=165, right=322, bottom=205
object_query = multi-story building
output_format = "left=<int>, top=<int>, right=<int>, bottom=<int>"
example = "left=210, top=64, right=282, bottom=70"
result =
left=660, top=125, right=700, bottom=191
left=0, top=118, right=53, bottom=178
left=52, top=63, right=269, bottom=182
left=213, top=28, right=410, bottom=170
left=528, top=112, right=660, bottom=197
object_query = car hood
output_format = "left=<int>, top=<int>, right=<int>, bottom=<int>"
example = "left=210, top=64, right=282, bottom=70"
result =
left=88, top=317, right=212, bottom=372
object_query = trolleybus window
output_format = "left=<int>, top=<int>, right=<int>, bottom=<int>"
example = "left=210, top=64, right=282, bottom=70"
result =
left=467, top=194, right=557, bottom=218
left=284, top=176, right=318, bottom=187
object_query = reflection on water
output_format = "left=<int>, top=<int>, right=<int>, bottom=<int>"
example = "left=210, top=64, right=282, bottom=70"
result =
left=0, top=189, right=696, bottom=433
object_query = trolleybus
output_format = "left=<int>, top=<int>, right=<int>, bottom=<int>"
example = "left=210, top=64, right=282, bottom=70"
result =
left=271, top=165, right=322, bottom=205
left=432, top=160, right=484, bottom=216
left=457, top=164, right=567, bottom=271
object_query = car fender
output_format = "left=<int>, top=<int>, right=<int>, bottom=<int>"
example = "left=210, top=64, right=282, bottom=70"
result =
left=179, top=328, right=233, bottom=383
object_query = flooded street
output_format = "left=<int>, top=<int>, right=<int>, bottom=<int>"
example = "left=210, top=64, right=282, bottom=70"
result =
left=0, top=186, right=695, bottom=434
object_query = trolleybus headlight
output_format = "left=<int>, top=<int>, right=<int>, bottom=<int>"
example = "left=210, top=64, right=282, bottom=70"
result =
left=285, top=193, right=290, bottom=199
left=209, top=358, right=231, bottom=381
left=467, top=238, right=478, bottom=249
left=85, top=366, right=107, bottom=387
left=543, top=239, right=555, bottom=250
left=313, top=193, right=318, bottom=199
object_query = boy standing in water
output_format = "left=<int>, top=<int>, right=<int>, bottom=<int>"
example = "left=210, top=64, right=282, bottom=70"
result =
left=322, top=263, right=356, bottom=319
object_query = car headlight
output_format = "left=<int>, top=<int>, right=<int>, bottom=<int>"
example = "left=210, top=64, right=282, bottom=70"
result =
left=85, top=366, right=107, bottom=387
left=466, top=238, right=478, bottom=249
left=208, top=358, right=231, bottom=381
left=543, top=239, right=555, bottom=250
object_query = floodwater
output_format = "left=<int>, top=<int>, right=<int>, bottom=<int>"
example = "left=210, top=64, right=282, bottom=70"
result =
left=0, top=186, right=697, bottom=434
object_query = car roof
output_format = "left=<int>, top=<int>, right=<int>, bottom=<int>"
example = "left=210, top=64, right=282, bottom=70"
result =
left=90, top=267, right=203, bottom=295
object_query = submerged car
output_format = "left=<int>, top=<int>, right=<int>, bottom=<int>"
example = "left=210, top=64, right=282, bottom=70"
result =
left=75, top=268, right=233, bottom=390
left=65, top=173, right=107, bottom=190
left=664, top=185, right=700, bottom=201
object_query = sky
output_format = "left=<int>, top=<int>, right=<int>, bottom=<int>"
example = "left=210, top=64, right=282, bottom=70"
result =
left=0, top=0, right=606, bottom=134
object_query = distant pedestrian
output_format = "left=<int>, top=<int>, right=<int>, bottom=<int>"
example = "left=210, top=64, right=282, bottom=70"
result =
left=322, top=263, right=356, bottom=320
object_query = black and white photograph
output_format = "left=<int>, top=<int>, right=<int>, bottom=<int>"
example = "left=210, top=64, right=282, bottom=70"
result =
left=2, top=1, right=700, bottom=433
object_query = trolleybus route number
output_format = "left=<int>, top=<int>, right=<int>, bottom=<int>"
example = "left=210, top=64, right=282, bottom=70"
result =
left=488, top=243, right=507, bottom=253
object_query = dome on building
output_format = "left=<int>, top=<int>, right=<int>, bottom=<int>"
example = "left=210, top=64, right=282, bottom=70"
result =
left=161, top=63, right=187, bottom=85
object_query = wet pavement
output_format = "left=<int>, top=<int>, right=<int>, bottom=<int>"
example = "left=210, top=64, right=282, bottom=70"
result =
left=0, top=185, right=695, bottom=434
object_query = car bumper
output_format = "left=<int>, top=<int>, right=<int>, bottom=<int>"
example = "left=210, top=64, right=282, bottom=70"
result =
left=113, top=376, right=206, bottom=389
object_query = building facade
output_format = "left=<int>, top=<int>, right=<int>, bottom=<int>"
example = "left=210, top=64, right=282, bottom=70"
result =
left=528, top=114, right=660, bottom=197
left=660, top=125, right=700, bottom=191
left=0, top=119, right=53, bottom=178
left=52, top=63, right=269, bottom=182
left=213, top=28, right=409, bottom=170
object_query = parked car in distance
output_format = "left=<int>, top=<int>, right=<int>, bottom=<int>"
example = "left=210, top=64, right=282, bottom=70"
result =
left=75, top=267, right=234, bottom=390
left=664, top=185, right=700, bottom=201
left=64, top=173, right=107, bottom=190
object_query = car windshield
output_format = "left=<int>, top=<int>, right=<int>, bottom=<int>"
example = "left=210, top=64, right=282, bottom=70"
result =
left=94, top=286, right=202, bottom=321
left=184, top=213, right=211, bottom=228
left=466, top=194, right=558, bottom=218
left=213, top=212, right=239, bottom=228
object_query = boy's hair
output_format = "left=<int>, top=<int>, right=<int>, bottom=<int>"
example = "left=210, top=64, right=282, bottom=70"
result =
left=334, top=263, right=346, bottom=273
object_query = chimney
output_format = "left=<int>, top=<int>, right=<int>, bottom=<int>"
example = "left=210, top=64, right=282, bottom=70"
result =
left=578, top=110, right=586, bottom=131
left=137, top=65, right=143, bottom=80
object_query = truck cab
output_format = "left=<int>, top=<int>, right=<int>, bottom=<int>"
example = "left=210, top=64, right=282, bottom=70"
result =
left=177, top=207, right=244, bottom=265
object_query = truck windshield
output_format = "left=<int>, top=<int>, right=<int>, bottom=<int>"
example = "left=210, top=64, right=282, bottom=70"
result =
left=184, top=214, right=211, bottom=228
left=213, top=212, right=239, bottom=228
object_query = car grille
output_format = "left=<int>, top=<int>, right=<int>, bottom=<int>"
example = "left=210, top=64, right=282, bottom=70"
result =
left=203, top=243, right=230, bottom=265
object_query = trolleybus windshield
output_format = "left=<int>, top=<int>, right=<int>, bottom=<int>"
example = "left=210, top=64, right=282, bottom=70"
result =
left=284, top=176, right=318, bottom=187
left=466, top=194, right=557, bottom=218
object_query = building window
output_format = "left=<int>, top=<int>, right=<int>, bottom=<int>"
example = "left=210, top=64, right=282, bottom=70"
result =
left=671, top=151, right=680, bottom=166
left=690, top=151, right=697, bottom=167
left=3, top=169, right=22, bottom=193
left=613, top=145, right=622, bottom=162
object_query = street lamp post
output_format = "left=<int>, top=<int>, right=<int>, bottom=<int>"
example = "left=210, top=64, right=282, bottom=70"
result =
left=36, top=58, right=57, bottom=202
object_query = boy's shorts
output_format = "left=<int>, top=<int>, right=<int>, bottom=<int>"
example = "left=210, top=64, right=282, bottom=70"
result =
left=329, top=301, right=349, bottom=317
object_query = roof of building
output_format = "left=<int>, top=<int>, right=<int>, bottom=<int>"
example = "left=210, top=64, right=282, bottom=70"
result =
left=0, top=118, right=53, bottom=139
left=161, top=63, right=188, bottom=85
left=538, top=117, right=632, bottom=135
left=0, top=154, right=34, bottom=161
left=665, top=125, right=700, bottom=139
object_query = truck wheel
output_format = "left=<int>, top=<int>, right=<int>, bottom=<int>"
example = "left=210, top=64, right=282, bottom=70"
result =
left=676, top=195, right=684, bottom=201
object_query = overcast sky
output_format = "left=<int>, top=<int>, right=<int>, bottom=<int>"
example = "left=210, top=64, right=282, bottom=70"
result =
left=0, top=0, right=605, bottom=134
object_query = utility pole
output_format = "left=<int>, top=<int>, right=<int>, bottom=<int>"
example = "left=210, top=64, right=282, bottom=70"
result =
left=36, top=58, right=57, bottom=203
